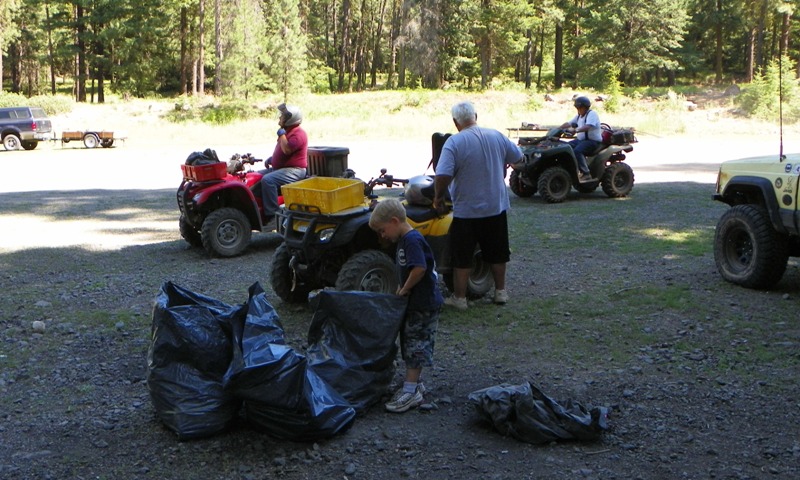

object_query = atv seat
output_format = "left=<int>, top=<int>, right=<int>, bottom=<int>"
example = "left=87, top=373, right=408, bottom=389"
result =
left=430, top=132, right=452, bottom=172
left=404, top=204, right=441, bottom=223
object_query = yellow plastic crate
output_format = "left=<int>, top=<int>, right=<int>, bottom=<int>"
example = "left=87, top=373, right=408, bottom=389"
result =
left=281, top=177, right=365, bottom=213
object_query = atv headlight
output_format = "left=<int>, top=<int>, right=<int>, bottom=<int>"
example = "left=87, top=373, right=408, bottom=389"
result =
left=318, top=227, right=336, bottom=243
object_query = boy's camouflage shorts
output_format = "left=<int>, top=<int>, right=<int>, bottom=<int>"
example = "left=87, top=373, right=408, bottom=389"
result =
left=401, top=307, right=440, bottom=369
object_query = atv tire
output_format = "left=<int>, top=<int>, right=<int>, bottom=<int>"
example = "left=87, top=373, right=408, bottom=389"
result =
left=179, top=215, right=203, bottom=248
left=509, top=170, right=536, bottom=197
left=714, top=204, right=789, bottom=289
left=201, top=207, right=251, bottom=257
left=443, top=247, right=494, bottom=299
left=270, top=243, right=313, bottom=303
left=601, top=162, right=634, bottom=198
left=537, top=166, right=571, bottom=203
left=335, top=250, right=398, bottom=294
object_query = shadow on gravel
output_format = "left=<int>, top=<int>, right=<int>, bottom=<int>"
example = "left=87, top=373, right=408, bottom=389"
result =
left=0, top=188, right=283, bottom=258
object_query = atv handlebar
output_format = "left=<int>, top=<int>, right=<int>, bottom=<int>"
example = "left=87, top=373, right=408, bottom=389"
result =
left=227, top=153, right=263, bottom=174
left=365, top=168, right=410, bottom=196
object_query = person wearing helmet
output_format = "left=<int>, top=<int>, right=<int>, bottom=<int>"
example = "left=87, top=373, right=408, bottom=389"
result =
left=258, top=103, right=308, bottom=223
left=560, top=95, right=602, bottom=183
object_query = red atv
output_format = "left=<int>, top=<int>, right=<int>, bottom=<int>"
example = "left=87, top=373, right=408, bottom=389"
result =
left=177, top=150, right=275, bottom=257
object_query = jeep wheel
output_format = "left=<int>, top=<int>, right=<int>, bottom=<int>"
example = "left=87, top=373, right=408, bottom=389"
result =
left=179, top=215, right=203, bottom=248
left=201, top=207, right=251, bottom=257
left=83, top=134, right=99, bottom=149
left=443, top=247, right=494, bottom=299
left=714, top=204, right=789, bottom=289
left=3, top=134, right=21, bottom=151
left=270, top=243, right=313, bottom=303
left=335, top=250, right=398, bottom=294
left=537, top=166, right=571, bottom=203
left=509, top=170, right=536, bottom=197
left=21, top=141, right=38, bottom=150
left=601, top=162, right=634, bottom=198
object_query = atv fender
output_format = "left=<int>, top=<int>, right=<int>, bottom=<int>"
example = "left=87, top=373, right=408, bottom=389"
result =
left=193, top=180, right=262, bottom=230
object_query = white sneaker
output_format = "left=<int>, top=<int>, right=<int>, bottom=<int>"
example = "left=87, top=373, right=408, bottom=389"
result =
left=444, top=296, right=468, bottom=310
left=385, top=387, right=424, bottom=413
left=493, top=289, right=508, bottom=304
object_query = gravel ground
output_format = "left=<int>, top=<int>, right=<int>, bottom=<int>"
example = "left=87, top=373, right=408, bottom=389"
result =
left=1, top=105, right=799, bottom=479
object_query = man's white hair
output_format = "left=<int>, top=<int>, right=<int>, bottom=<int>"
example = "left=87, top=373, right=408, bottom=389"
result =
left=451, top=101, right=477, bottom=125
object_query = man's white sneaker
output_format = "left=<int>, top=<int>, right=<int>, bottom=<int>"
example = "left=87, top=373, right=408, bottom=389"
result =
left=444, top=296, right=468, bottom=310
left=493, top=289, right=509, bottom=304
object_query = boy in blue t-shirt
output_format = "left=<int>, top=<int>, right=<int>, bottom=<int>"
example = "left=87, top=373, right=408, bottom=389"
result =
left=369, top=198, right=443, bottom=413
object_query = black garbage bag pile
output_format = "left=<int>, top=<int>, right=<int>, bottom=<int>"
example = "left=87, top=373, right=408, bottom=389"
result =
left=223, top=284, right=357, bottom=441
left=147, top=282, right=242, bottom=440
left=468, top=382, right=609, bottom=445
left=147, top=282, right=406, bottom=441
left=306, top=290, right=407, bottom=413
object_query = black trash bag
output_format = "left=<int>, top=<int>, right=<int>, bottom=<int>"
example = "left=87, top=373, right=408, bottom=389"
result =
left=185, top=148, right=220, bottom=166
left=306, top=290, right=407, bottom=413
left=468, top=382, right=609, bottom=445
left=147, top=281, right=242, bottom=440
left=224, top=283, right=356, bottom=441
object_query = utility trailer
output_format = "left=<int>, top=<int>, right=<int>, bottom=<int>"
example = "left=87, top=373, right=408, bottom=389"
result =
left=58, top=130, right=126, bottom=148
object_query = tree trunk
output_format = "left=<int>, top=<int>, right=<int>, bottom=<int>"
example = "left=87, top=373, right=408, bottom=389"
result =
left=745, top=27, right=755, bottom=82
left=714, top=0, right=723, bottom=84
left=198, top=0, right=206, bottom=95
left=480, top=0, right=491, bottom=89
left=180, top=7, right=188, bottom=95
left=46, top=3, right=56, bottom=94
left=337, top=0, right=351, bottom=92
left=76, top=3, right=86, bottom=102
left=214, top=0, right=221, bottom=95
left=370, top=0, right=388, bottom=88
left=554, top=23, right=563, bottom=89
left=780, top=11, right=790, bottom=59
left=524, top=28, right=532, bottom=89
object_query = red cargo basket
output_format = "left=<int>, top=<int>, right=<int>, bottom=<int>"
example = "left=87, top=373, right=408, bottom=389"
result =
left=181, top=162, right=227, bottom=181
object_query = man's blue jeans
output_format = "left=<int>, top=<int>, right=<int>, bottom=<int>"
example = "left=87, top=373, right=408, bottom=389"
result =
left=259, top=167, right=307, bottom=217
left=568, top=139, right=600, bottom=175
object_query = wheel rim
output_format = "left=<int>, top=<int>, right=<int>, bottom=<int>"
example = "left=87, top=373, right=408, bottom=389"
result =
left=357, top=268, right=392, bottom=292
left=613, top=170, right=629, bottom=189
left=84, top=135, right=98, bottom=148
left=5, top=136, right=19, bottom=150
left=724, top=227, right=753, bottom=272
left=216, top=219, right=244, bottom=247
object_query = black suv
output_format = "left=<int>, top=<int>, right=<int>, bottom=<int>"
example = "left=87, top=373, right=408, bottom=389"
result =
left=0, top=107, right=53, bottom=151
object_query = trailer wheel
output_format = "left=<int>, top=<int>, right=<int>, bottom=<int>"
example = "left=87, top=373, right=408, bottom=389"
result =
left=101, top=139, right=114, bottom=148
left=83, top=134, right=99, bottom=149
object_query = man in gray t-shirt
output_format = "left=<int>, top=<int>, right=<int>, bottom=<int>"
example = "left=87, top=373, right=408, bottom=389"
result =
left=433, top=101, right=523, bottom=310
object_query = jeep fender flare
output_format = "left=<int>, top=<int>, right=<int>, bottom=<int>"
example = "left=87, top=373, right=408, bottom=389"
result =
left=716, top=176, right=786, bottom=234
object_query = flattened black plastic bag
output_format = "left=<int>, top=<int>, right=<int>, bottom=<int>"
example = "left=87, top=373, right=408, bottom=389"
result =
left=147, top=281, right=242, bottom=440
left=224, top=283, right=356, bottom=441
left=306, top=290, right=407, bottom=413
left=468, top=382, right=609, bottom=444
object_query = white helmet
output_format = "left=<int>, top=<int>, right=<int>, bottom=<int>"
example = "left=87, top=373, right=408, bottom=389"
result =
left=278, top=103, right=303, bottom=126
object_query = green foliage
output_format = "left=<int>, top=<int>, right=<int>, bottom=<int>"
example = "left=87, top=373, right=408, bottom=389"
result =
left=163, top=99, right=260, bottom=125
left=603, top=64, right=623, bottom=113
left=0, top=92, right=72, bottom=115
left=736, top=57, right=800, bottom=123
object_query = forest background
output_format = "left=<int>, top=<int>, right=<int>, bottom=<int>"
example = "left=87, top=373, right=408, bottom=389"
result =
left=0, top=0, right=799, bottom=125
